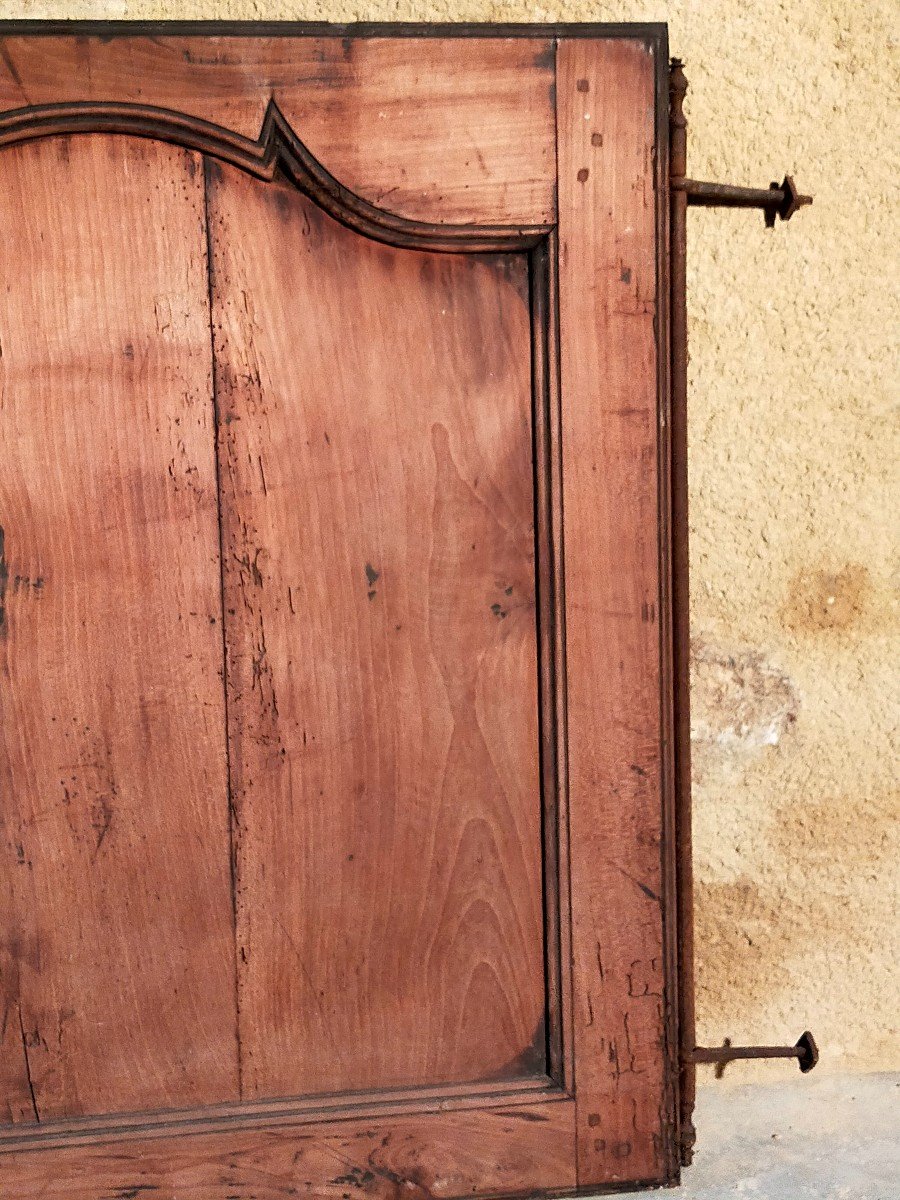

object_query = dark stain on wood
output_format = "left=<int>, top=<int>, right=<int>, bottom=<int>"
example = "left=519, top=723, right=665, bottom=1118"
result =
left=483, top=1018, right=547, bottom=1082
left=0, top=40, right=23, bottom=88
left=493, top=1107, right=551, bottom=1122
left=331, top=1166, right=376, bottom=1187
left=532, top=41, right=555, bottom=70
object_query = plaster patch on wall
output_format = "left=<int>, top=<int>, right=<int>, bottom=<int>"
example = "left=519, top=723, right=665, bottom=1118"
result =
left=690, top=639, right=799, bottom=750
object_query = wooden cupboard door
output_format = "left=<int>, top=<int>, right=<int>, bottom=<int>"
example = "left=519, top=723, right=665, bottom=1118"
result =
left=0, top=25, right=678, bottom=1200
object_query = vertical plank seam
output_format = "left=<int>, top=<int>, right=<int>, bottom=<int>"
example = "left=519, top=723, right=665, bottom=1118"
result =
left=0, top=526, right=8, bottom=633
left=201, top=152, right=243, bottom=1101
left=551, top=36, right=561, bottom=227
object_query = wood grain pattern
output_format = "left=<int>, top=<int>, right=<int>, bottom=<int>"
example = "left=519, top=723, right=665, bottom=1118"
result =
left=205, top=159, right=547, bottom=1099
left=0, top=134, right=238, bottom=1120
left=556, top=38, right=673, bottom=1187
left=0, top=36, right=556, bottom=226
left=0, top=1098, right=577, bottom=1199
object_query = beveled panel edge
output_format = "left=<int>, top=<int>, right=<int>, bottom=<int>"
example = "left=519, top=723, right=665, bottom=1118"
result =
left=0, top=1076, right=565, bottom=1155
left=530, top=234, right=573, bottom=1095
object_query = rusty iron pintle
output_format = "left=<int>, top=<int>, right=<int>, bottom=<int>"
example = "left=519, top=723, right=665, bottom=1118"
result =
left=668, top=57, right=812, bottom=228
left=691, top=1031, right=820, bottom=1079
left=676, top=174, right=813, bottom=226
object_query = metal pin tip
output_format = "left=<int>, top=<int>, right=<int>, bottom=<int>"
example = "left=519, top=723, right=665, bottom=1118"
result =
left=773, top=174, right=813, bottom=222
left=796, top=1030, right=819, bottom=1074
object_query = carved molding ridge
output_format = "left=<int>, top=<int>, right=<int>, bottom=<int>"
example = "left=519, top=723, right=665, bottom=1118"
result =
left=0, top=98, right=553, bottom=252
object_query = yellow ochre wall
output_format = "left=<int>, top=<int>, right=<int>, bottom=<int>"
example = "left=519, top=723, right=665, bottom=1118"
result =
left=3, top=0, right=897, bottom=1079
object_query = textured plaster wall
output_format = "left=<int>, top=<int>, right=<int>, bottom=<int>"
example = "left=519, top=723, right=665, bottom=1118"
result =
left=3, top=0, right=897, bottom=1079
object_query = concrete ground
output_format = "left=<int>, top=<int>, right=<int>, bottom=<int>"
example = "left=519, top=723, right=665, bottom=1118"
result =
left=658, top=1072, right=899, bottom=1199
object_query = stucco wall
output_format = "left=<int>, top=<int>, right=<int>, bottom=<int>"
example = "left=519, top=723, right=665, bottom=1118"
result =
left=3, top=0, right=897, bottom=1079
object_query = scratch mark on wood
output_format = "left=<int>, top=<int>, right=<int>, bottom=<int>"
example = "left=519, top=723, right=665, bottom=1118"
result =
left=493, top=1107, right=551, bottom=1122
left=0, top=41, right=27, bottom=99
left=615, top=864, right=660, bottom=903
left=17, top=1007, right=39, bottom=1123
left=90, top=791, right=115, bottom=861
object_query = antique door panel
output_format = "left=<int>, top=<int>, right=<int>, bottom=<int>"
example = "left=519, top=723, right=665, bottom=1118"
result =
left=206, top=161, right=546, bottom=1098
left=0, top=26, right=677, bottom=1200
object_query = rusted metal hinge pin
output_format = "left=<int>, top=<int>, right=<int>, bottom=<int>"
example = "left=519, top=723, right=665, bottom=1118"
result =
left=674, top=175, right=813, bottom=227
left=689, top=1031, right=819, bottom=1079
left=668, top=60, right=812, bottom=228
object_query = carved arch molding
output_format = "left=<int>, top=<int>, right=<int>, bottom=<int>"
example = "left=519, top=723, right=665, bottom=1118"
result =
left=0, top=99, right=552, bottom=250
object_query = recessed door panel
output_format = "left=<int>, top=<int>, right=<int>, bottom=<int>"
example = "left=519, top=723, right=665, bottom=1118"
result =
left=205, top=160, right=546, bottom=1098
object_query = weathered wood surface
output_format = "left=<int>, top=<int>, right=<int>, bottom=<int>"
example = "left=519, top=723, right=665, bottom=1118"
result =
left=557, top=38, right=673, bottom=1187
left=205, top=158, right=546, bottom=1098
left=0, top=36, right=556, bottom=226
left=0, top=1098, right=577, bottom=1199
left=0, top=135, right=238, bottom=1120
